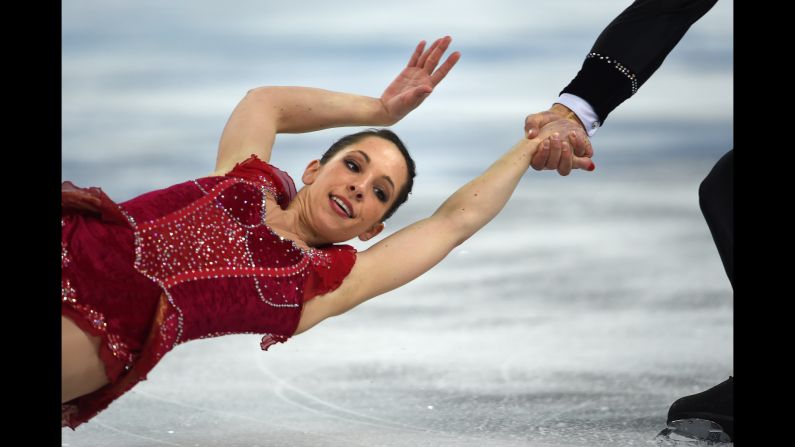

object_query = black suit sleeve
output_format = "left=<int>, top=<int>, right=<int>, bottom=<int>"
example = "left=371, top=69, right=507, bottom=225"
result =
left=561, top=0, right=719, bottom=124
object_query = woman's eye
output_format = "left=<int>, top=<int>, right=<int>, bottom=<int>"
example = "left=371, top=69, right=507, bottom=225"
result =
left=345, top=160, right=359, bottom=172
left=375, top=188, right=387, bottom=202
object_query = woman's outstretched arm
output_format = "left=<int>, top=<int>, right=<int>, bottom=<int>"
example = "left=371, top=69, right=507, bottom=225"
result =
left=295, top=119, right=591, bottom=334
left=213, top=37, right=460, bottom=174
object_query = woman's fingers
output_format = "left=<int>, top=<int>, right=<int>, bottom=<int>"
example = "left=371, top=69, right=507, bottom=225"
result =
left=408, top=40, right=426, bottom=68
left=567, top=130, right=583, bottom=157
left=417, top=37, right=442, bottom=67
left=409, top=36, right=458, bottom=86
left=531, top=136, right=595, bottom=174
left=572, top=156, right=596, bottom=172
left=567, top=131, right=595, bottom=171
left=423, top=36, right=451, bottom=74
left=545, top=133, right=562, bottom=170
left=530, top=138, right=550, bottom=171
left=567, top=129, right=593, bottom=158
left=582, top=133, right=594, bottom=158
left=407, top=85, right=433, bottom=106
left=430, top=51, right=460, bottom=85
left=558, top=141, right=573, bottom=176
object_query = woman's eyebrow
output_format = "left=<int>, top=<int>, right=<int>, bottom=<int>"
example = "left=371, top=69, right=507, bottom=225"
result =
left=351, top=150, right=395, bottom=191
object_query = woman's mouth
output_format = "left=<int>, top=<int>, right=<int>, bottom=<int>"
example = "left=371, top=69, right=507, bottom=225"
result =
left=329, top=195, right=353, bottom=218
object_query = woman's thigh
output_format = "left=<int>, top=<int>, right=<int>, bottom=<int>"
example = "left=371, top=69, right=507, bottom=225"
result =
left=62, top=315, right=109, bottom=403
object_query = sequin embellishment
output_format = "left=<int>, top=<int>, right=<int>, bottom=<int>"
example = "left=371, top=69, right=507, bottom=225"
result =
left=62, top=278, right=77, bottom=304
left=586, top=52, right=639, bottom=94
left=61, top=218, right=71, bottom=268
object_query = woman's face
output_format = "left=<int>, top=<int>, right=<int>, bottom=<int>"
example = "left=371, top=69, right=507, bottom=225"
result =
left=302, top=136, right=408, bottom=243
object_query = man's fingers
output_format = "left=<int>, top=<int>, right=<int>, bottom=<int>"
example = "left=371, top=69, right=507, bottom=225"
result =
left=525, top=115, right=540, bottom=138
left=525, top=112, right=558, bottom=138
left=525, top=113, right=548, bottom=138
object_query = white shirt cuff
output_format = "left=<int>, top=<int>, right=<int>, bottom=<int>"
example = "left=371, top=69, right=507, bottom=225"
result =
left=555, top=93, right=601, bottom=137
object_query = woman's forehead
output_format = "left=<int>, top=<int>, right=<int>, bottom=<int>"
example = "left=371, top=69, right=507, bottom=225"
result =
left=334, top=138, right=408, bottom=180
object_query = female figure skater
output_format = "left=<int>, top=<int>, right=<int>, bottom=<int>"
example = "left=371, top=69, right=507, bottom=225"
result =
left=62, top=36, right=592, bottom=428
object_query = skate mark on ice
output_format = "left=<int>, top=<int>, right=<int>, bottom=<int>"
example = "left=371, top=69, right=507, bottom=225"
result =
left=256, top=357, right=429, bottom=433
left=93, top=419, right=186, bottom=446
left=256, top=356, right=509, bottom=445
left=129, top=388, right=354, bottom=444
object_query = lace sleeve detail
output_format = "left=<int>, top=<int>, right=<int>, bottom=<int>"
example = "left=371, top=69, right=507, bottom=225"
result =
left=62, top=181, right=129, bottom=225
left=260, top=333, right=290, bottom=351
left=303, top=244, right=358, bottom=301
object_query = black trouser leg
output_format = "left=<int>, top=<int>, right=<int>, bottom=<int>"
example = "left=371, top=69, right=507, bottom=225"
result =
left=698, top=149, right=733, bottom=289
left=665, top=150, right=735, bottom=441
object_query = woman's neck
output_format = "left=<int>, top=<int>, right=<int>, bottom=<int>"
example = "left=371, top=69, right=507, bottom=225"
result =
left=265, top=192, right=322, bottom=249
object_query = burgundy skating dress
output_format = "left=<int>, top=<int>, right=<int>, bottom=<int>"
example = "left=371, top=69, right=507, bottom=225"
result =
left=61, top=155, right=357, bottom=429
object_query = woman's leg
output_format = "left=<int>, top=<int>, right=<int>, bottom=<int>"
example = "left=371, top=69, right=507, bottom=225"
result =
left=62, top=315, right=109, bottom=403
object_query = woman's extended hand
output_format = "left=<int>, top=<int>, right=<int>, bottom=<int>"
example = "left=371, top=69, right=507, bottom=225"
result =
left=380, top=36, right=460, bottom=124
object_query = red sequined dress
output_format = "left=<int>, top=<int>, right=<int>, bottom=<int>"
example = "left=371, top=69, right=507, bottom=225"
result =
left=61, top=155, right=357, bottom=429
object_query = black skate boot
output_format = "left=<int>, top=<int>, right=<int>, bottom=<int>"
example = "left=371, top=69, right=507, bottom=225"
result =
left=655, top=376, right=733, bottom=446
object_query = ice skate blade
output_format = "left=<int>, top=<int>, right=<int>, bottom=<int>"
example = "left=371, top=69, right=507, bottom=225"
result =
left=655, top=418, right=732, bottom=446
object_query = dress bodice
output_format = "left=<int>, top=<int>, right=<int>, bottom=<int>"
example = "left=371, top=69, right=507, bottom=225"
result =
left=117, top=156, right=357, bottom=347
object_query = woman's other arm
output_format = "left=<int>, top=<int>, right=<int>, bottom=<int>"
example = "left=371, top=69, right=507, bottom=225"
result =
left=213, top=37, right=459, bottom=174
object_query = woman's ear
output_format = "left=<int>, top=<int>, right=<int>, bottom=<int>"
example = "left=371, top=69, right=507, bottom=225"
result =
left=358, top=222, right=385, bottom=241
left=302, top=160, right=322, bottom=185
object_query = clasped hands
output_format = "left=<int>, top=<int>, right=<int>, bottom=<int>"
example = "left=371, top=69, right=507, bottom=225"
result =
left=525, top=104, right=595, bottom=175
left=382, top=35, right=595, bottom=175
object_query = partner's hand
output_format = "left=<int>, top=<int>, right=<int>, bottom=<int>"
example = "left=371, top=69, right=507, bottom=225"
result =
left=533, top=118, right=595, bottom=175
left=525, top=104, right=595, bottom=175
left=380, top=36, right=461, bottom=124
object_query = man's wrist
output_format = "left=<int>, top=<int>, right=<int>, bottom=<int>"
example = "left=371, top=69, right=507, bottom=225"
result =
left=550, top=103, right=586, bottom=132
left=554, top=94, right=600, bottom=136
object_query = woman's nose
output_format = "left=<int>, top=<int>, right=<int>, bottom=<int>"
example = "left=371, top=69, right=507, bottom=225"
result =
left=348, top=184, right=363, bottom=199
